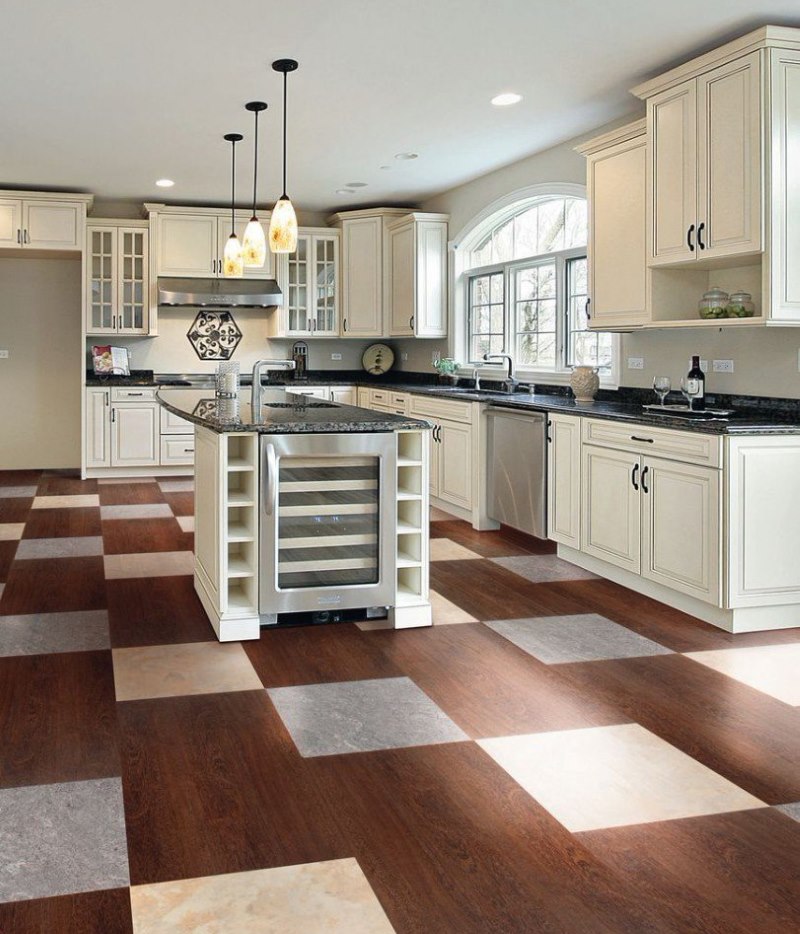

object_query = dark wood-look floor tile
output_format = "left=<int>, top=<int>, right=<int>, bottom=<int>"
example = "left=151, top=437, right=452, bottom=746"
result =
left=0, top=650, right=120, bottom=789
left=161, top=491, right=194, bottom=516
left=0, top=887, right=133, bottom=934
left=558, top=653, right=800, bottom=803
left=430, top=559, right=591, bottom=621
left=244, top=623, right=403, bottom=687
left=0, top=556, right=106, bottom=614
left=577, top=809, right=800, bottom=934
left=119, top=690, right=346, bottom=885
left=0, top=470, right=42, bottom=486
left=106, top=576, right=214, bottom=648
left=0, top=541, right=17, bottom=582
left=314, top=742, right=663, bottom=934
left=37, top=474, right=98, bottom=496
left=22, top=506, right=102, bottom=539
left=0, top=498, right=32, bottom=523
left=550, top=578, right=800, bottom=651
left=98, top=484, right=166, bottom=506
left=372, top=624, right=626, bottom=738
left=429, top=519, right=556, bottom=557
left=101, top=517, right=193, bottom=555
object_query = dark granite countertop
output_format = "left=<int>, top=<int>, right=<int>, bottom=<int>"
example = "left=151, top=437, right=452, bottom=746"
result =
left=156, top=388, right=430, bottom=434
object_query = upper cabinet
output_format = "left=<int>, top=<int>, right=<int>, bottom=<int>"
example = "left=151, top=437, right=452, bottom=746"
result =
left=86, top=221, right=149, bottom=336
left=146, top=205, right=276, bottom=279
left=577, top=121, right=648, bottom=330
left=0, top=191, right=91, bottom=252
left=267, top=229, right=340, bottom=339
left=648, top=51, right=762, bottom=266
left=387, top=213, right=448, bottom=338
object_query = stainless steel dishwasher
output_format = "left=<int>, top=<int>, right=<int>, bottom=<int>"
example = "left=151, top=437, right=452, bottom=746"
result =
left=486, top=407, right=547, bottom=538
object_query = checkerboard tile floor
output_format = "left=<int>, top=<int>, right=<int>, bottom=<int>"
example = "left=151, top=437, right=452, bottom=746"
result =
left=1, top=469, right=799, bottom=933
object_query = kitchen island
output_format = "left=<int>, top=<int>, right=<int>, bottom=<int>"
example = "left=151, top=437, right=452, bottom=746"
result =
left=157, top=387, right=432, bottom=641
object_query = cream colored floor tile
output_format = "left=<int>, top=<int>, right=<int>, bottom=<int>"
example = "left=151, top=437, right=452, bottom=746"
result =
left=479, top=723, right=764, bottom=833
left=113, top=641, right=263, bottom=701
left=32, top=494, right=100, bottom=509
left=355, top=618, right=394, bottom=631
left=685, top=643, right=800, bottom=706
left=0, top=523, right=25, bottom=541
left=429, top=538, right=481, bottom=562
left=159, top=479, right=194, bottom=493
left=129, top=858, right=395, bottom=933
left=430, top=589, right=478, bottom=625
left=176, top=515, right=194, bottom=533
left=104, top=551, right=194, bottom=580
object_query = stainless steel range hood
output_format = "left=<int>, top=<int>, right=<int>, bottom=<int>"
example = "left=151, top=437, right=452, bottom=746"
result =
left=157, top=277, right=282, bottom=308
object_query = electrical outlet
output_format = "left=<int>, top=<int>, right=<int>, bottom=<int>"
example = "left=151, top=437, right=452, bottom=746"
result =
left=627, top=356, right=644, bottom=370
left=712, top=359, right=734, bottom=373
left=330, top=353, right=342, bottom=361
left=432, top=350, right=441, bottom=365
left=0, top=349, right=8, bottom=359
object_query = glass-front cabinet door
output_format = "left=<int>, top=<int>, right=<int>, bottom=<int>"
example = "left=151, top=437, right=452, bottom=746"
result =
left=286, top=235, right=311, bottom=334
left=118, top=228, right=148, bottom=333
left=88, top=227, right=117, bottom=333
left=282, top=230, right=339, bottom=337
left=312, top=234, right=339, bottom=335
left=86, top=224, right=149, bottom=336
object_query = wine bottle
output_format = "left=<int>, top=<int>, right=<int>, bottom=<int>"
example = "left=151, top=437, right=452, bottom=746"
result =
left=686, top=355, right=705, bottom=410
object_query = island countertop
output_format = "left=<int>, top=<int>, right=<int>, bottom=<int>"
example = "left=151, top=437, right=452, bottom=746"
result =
left=156, top=387, right=431, bottom=434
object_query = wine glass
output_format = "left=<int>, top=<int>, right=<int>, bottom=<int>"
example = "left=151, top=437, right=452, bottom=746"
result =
left=680, top=376, right=701, bottom=411
left=653, top=376, right=671, bottom=407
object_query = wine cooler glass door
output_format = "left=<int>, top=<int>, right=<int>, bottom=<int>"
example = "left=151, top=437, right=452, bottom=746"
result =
left=259, top=433, right=396, bottom=615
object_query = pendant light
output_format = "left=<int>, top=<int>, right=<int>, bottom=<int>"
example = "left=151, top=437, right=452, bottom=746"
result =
left=242, top=101, right=268, bottom=267
left=268, top=58, right=299, bottom=254
left=222, top=133, right=244, bottom=277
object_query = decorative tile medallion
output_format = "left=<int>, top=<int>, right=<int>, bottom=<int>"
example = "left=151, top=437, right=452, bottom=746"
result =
left=186, top=311, right=242, bottom=361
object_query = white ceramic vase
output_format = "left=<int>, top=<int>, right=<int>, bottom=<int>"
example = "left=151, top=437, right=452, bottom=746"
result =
left=570, top=365, right=600, bottom=402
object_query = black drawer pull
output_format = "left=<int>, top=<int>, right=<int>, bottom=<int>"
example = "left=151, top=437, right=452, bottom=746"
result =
left=631, top=435, right=654, bottom=443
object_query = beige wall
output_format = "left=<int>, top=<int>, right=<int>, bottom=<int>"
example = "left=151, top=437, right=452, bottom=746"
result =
left=0, top=258, right=82, bottom=469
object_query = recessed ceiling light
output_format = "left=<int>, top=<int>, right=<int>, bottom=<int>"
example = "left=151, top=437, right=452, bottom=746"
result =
left=346, top=182, right=368, bottom=188
left=394, top=152, right=418, bottom=160
left=155, top=178, right=175, bottom=187
left=491, top=92, right=522, bottom=107
left=335, top=188, right=355, bottom=195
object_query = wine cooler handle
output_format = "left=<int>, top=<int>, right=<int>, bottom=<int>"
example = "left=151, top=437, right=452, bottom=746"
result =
left=631, top=463, right=639, bottom=491
left=264, top=443, right=277, bottom=516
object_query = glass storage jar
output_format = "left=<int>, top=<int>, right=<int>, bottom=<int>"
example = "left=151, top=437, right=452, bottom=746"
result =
left=698, top=287, right=729, bottom=320
left=726, top=290, right=755, bottom=318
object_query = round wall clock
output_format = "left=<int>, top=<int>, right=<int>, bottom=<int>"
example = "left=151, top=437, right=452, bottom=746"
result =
left=362, top=343, right=395, bottom=375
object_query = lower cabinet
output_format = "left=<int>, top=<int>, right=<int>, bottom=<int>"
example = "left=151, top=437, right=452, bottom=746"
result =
left=433, top=419, right=472, bottom=508
left=581, top=444, right=642, bottom=574
left=546, top=413, right=581, bottom=548
left=330, top=387, right=357, bottom=405
left=111, top=404, right=160, bottom=467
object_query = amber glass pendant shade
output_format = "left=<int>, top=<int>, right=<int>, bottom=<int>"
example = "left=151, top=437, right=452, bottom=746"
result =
left=268, top=196, right=298, bottom=253
left=223, top=232, right=244, bottom=277
left=243, top=102, right=268, bottom=267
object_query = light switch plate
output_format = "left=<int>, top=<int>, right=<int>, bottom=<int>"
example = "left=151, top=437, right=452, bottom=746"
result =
left=0, top=349, right=8, bottom=359
left=330, top=353, right=342, bottom=361
left=712, top=359, right=734, bottom=373
left=627, top=356, right=644, bottom=370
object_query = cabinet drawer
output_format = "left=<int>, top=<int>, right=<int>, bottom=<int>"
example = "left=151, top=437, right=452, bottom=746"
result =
left=160, top=407, right=193, bottom=434
left=409, top=394, right=473, bottom=424
left=161, top=435, right=195, bottom=465
left=111, top=387, right=157, bottom=402
left=582, top=418, right=721, bottom=467
left=369, top=389, right=390, bottom=405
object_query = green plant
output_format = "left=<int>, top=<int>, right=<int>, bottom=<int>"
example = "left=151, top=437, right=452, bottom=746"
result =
left=433, top=357, right=459, bottom=375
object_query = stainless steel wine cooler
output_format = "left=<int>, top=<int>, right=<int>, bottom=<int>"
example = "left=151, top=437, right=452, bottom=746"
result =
left=259, top=433, right=397, bottom=619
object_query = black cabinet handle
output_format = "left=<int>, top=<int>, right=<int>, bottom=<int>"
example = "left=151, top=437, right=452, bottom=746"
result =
left=111, top=408, right=116, bottom=423
left=641, top=465, right=650, bottom=494
left=546, top=419, right=552, bottom=443
left=631, top=463, right=639, bottom=491
left=697, top=222, right=705, bottom=250
left=343, top=318, right=347, bottom=333
left=687, top=224, right=695, bottom=251
left=409, top=315, right=415, bottom=330
left=585, top=297, right=591, bottom=320
left=631, top=435, right=654, bottom=443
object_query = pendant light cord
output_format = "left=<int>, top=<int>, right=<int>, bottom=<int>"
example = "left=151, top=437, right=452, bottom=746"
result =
left=231, top=138, right=236, bottom=235
left=252, top=110, right=259, bottom=216
left=282, top=72, right=288, bottom=199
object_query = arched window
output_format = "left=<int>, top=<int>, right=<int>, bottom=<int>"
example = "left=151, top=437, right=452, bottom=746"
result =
left=454, top=187, right=615, bottom=378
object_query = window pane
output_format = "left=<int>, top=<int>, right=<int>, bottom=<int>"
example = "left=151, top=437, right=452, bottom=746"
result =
left=492, top=219, right=514, bottom=263
left=468, top=271, right=504, bottom=362
left=537, top=200, right=565, bottom=253
left=513, top=207, right=538, bottom=257
left=564, top=198, right=588, bottom=249
left=565, top=255, right=610, bottom=371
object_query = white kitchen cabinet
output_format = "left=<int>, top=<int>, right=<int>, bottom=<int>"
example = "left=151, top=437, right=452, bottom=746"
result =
left=578, top=122, right=649, bottom=329
left=647, top=51, right=762, bottom=266
left=387, top=213, right=449, bottom=338
left=437, top=419, right=471, bottom=508
left=160, top=435, right=196, bottom=466
left=581, top=444, right=642, bottom=574
left=86, top=223, right=149, bottom=335
left=330, top=386, right=357, bottom=405
left=111, top=403, right=160, bottom=467
left=0, top=199, right=23, bottom=248
left=85, top=388, right=111, bottom=468
left=547, top=413, right=581, bottom=548
left=283, top=386, right=330, bottom=400
left=267, top=230, right=339, bottom=338
left=0, top=192, right=90, bottom=251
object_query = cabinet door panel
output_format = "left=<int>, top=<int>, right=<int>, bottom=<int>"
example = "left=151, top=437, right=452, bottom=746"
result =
left=438, top=419, right=472, bottom=509
left=23, top=201, right=82, bottom=250
left=312, top=234, right=339, bottom=335
left=86, top=227, right=118, bottom=333
left=389, top=223, right=415, bottom=336
left=342, top=217, right=382, bottom=337
left=581, top=445, right=640, bottom=572
left=0, top=199, right=22, bottom=248
left=547, top=414, right=581, bottom=548
left=118, top=228, right=149, bottom=333
left=698, top=51, right=762, bottom=259
left=85, top=390, right=110, bottom=468
left=650, top=82, right=697, bottom=265
left=111, top=405, right=160, bottom=466
left=416, top=221, right=447, bottom=337
left=641, top=457, right=720, bottom=604
left=157, top=214, right=217, bottom=276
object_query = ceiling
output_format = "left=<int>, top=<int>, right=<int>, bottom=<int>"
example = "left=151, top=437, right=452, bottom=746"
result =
left=1, top=1, right=798, bottom=214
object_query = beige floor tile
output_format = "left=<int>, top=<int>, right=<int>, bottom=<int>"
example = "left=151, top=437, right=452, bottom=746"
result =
left=355, top=618, right=394, bottom=631
left=429, top=538, right=482, bottom=562
left=430, top=506, right=457, bottom=522
left=685, top=643, right=800, bottom=706
left=112, top=641, right=263, bottom=701
left=104, top=551, right=194, bottom=580
left=478, top=723, right=764, bottom=833
left=0, top=523, right=25, bottom=541
left=175, top=515, right=194, bottom=533
left=129, top=858, right=394, bottom=933
left=431, top=589, right=478, bottom=625
left=159, top=479, right=194, bottom=493
left=32, top=494, right=100, bottom=509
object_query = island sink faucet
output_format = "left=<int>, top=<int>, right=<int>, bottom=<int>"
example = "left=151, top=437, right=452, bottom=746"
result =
left=251, top=359, right=296, bottom=414
left=482, top=353, right=518, bottom=393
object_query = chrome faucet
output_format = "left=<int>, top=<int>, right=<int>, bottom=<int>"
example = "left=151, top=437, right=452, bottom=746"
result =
left=482, top=353, right=517, bottom=392
left=472, top=366, right=481, bottom=391
left=251, top=359, right=296, bottom=415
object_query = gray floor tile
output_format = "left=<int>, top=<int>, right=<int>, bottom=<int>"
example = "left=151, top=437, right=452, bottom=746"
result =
left=15, top=537, right=104, bottom=560
left=158, top=479, right=194, bottom=493
left=491, top=555, right=598, bottom=584
left=484, top=614, right=673, bottom=664
left=0, top=777, right=129, bottom=903
left=776, top=802, right=800, bottom=822
left=0, top=610, right=110, bottom=657
left=100, top=504, right=173, bottom=520
left=0, top=486, right=37, bottom=499
left=268, top=676, right=468, bottom=757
